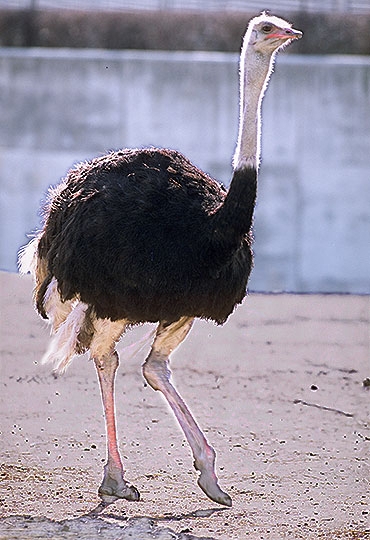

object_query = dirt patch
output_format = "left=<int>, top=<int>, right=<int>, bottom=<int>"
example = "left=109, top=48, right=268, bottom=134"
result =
left=0, top=272, right=369, bottom=539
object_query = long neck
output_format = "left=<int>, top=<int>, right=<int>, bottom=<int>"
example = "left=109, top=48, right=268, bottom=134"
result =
left=209, top=45, right=274, bottom=258
left=233, top=47, right=273, bottom=170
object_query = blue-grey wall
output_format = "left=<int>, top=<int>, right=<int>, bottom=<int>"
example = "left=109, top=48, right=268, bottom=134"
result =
left=1, top=48, right=369, bottom=293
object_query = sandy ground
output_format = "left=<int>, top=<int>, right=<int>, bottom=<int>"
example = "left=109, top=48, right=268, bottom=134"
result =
left=0, top=271, right=369, bottom=539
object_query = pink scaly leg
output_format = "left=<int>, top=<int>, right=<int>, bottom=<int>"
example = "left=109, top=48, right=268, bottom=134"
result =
left=94, top=351, right=140, bottom=504
left=142, top=317, right=232, bottom=507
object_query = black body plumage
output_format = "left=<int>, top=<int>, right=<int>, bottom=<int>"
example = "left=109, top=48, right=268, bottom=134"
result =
left=37, top=147, right=256, bottom=324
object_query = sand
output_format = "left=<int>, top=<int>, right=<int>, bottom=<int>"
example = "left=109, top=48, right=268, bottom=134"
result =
left=0, top=271, right=369, bottom=539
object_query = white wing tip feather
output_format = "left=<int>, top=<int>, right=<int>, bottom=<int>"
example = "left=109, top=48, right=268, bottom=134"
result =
left=42, top=302, right=88, bottom=374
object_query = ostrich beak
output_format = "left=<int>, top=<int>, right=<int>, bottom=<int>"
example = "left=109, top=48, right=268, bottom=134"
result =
left=270, top=28, right=303, bottom=41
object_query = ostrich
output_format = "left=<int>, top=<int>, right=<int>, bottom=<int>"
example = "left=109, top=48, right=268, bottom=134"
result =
left=19, top=13, right=302, bottom=508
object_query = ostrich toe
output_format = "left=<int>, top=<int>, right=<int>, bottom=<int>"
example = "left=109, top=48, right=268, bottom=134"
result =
left=197, top=472, right=232, bottom=507
left=98, top=467, right=140, bottom=504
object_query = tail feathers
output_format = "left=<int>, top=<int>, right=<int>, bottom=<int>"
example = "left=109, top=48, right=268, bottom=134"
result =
left=42, top=302, right=88, bottom=374
left=18, top=237, right=39, bottom=276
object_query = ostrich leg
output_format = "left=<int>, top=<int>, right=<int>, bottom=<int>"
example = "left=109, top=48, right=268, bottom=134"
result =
left=94, top=351, right=140, bottom=504
left=142, top=317, right=232, bottom=507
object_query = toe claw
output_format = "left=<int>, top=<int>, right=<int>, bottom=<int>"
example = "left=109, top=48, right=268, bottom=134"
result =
left=126, top=485, right=140, bottom=501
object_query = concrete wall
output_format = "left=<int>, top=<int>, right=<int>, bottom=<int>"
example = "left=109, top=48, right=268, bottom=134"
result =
left=0, top=48, right=369, bottom=293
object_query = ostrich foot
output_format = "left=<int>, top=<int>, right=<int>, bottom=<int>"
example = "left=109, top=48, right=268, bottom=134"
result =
left=197, top=469, right=232, bottom=507
left=98, top=465, right=140, bottom=504
left=194, top=449, right=232, bottom=507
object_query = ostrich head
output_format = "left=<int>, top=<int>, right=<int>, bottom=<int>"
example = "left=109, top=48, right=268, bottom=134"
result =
left=246, top=13, right=303, bottom=55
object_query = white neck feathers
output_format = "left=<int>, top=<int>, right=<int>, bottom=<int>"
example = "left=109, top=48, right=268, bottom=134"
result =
left=232, top=37, right=276, bottom=171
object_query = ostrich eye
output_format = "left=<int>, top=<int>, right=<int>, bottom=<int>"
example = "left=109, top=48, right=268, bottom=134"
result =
left=262, top=24, right=273, bottom=33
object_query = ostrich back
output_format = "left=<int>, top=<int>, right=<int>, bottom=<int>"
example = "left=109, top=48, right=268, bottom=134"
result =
left=37, top=148, right=253, bottom=324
